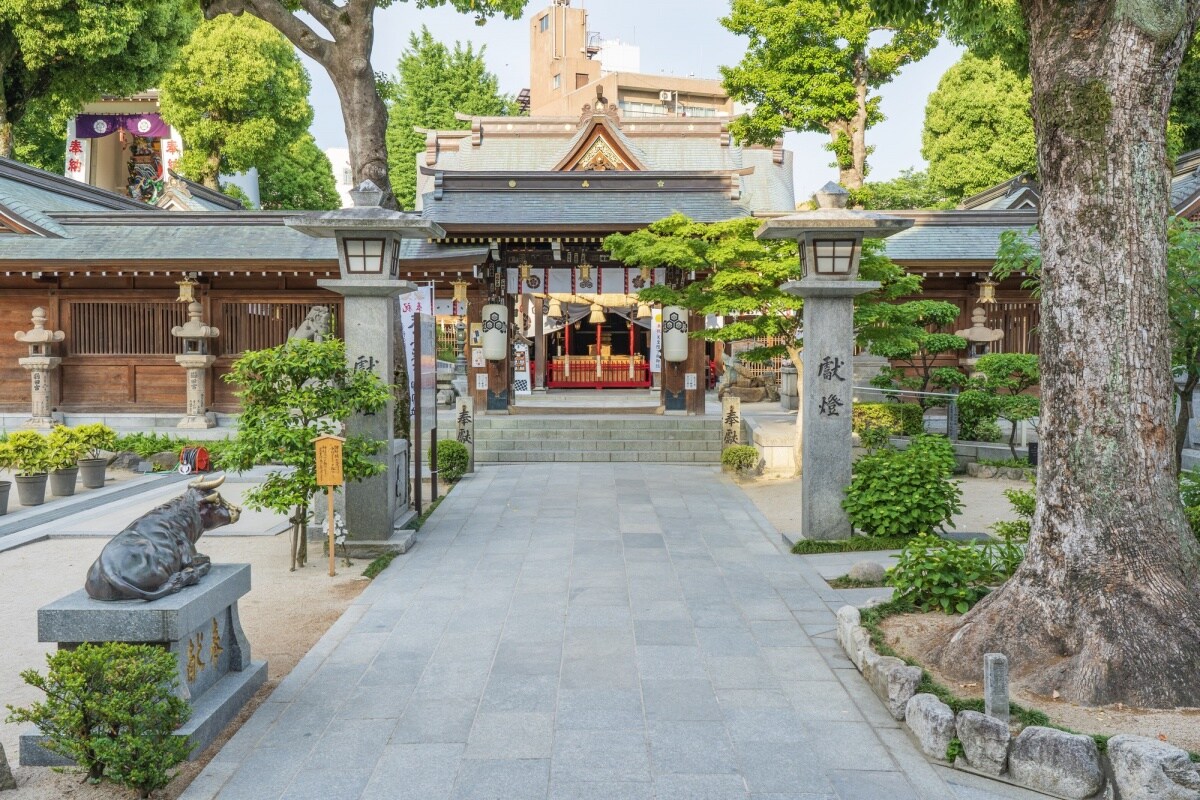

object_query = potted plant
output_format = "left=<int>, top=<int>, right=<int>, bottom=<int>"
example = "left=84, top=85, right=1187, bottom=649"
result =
left=48, top=426, right=86, bottom=498
left=4, top=430, right=51, bottom=506
left=0, top=436, right=11, bottom=516
left=74, top=423, right=116, bottom=489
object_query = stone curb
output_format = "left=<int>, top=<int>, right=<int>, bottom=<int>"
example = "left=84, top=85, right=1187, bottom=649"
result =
left=835, top=605, right=1200, bottom=800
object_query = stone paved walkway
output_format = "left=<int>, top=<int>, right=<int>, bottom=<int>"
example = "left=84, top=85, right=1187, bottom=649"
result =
left=181, top=464, right=1045, bottom=800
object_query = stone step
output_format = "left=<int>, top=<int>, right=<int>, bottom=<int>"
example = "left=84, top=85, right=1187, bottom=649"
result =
left=475, top=451, right=720, bottom=464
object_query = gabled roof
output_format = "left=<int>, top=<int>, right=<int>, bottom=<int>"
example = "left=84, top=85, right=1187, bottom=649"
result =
left=958, top=174, right=1041, bottom=211
left=157, top=173, right=246, bottom=211
left=552, top=116, right=649, bottom=171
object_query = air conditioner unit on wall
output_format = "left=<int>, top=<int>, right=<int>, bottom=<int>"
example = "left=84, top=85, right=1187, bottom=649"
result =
left=659, top=90, right=673, bottom=103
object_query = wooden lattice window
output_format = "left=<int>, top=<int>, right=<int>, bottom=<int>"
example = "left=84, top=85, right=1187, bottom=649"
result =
left=68, top=301, right=188, bottom=355
left=218, top=301, right=338, bottom=356
left=993, top=302, right=1040, bottom=355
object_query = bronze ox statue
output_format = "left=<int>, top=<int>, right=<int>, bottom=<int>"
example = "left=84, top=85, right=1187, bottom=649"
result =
left=84, top=474, right=241, bottom=602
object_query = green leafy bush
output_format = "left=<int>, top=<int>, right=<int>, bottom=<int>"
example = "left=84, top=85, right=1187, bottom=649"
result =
left=976, top=456, right=1032, bottom=469
left=886, top=532, right=994, bottom=614
left=843, top=435, right=962, bottom=538
left=6, top=642, right=191, bottom=796
left=0, top=430, right=52, bottom=476
left=433, top=439, right=470, bottom=483
left=956, top=390, right=1001, bottom=442
left=721, top=444, right=760, bottom=472
left=112, top=432, right=185, bottom=459
left=47, top=426, right=87, bottom=471
left=852, top=402, right=925, bottom=437
left=73, top=423, right=117, bottom=460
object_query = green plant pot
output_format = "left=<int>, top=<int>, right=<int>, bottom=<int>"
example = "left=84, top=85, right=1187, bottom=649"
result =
left=78, top=458, right=108, bottom=489
left=15, top=474, right=48, bottom=506
left=50, top=467, right=79, bottom=497
left=0, top=481, right=9, bottom=516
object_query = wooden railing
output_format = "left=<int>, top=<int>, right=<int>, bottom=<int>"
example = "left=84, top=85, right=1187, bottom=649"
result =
left=548, top=356, right=651, bottom=388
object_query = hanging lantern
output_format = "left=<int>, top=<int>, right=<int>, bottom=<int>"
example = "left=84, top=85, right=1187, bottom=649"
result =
left=977, top=277, right=998, bottom=304
left=637, top=302, right=652, bottom=319
left=547, top=297, right=563, bottom=318
left=175, top=274, right=198, bottom=303
left=578, top=262, right=592, bottom=282
left=588, top=303, right=606, bottom=324
left=518, top=262, right=532, bottom=282
left=481, top=303, right=508, bottom=361
left=662, top=305, right=689, bottom=363
left=451, top=280, right=468, bottom=304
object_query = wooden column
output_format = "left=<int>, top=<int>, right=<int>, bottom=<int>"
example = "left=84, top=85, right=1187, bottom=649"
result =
left=686, top=311, right=706, bottom=415
left=534, top=298, right=546, bottom=390
left=467, top=289, right=487, bottom=412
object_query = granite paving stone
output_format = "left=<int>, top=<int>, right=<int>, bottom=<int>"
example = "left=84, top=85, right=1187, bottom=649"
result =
left=177, top=463, right=1037, bottom=800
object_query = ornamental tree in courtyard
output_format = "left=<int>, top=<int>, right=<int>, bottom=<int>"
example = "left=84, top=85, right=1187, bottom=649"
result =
left=869, top=0, right=1200, bottom=708
left=720, top=0, right=939, bottom=190
left=0, top=0, right=196, bottom=159
left=258, top=133, right=341, bottom=211
left=385, top=27, right=520, bottom=210
left=219, top=338, right=389, bottom=571
left=159, top=15, right=313, bottom=190
left=199, top=0, right=528, bottom=210
left=603, top=213, right=948, bottom=472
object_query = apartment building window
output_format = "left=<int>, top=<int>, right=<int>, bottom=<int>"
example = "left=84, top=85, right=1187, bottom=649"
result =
left=552, top=73, right=561, bottom=89
left=539, top=14, right=549, bottom=31
left=619, top=100, right=668, bottom=117
left=576, top=73, right=589, bottom=89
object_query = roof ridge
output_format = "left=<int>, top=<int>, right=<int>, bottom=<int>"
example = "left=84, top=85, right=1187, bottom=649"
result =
left=0, top=156, right=157, bottom=211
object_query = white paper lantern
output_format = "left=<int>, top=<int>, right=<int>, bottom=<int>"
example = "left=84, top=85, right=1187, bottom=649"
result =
left=481, top=303, right=508, bottom=361
left=662, top=305, right=689, bottom=363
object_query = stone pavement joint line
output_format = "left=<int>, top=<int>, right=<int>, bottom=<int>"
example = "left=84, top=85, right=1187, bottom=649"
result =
left=180, top=463, right=1046, bottom=800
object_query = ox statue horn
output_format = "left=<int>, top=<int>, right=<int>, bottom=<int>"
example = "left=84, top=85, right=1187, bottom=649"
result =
left=190, top=473, right=226, bottom=491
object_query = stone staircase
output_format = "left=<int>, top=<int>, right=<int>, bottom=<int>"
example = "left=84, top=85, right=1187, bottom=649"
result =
left=473, top=416, right=722, bottom=464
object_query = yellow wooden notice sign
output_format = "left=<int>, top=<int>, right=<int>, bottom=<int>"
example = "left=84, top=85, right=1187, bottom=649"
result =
left=313, top=434, right=346, bottom=578
left=314, top=434, right=345, bottom=487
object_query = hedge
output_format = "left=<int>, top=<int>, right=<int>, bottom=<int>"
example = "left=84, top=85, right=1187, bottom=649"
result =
left=851, top=402, right=924, bottom=437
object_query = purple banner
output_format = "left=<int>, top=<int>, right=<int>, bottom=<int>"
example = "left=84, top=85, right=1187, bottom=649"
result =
left=74, top=113, right=172, bottom=140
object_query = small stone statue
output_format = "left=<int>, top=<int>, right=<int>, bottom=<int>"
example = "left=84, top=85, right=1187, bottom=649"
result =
left=84, top=474, right=241, bottom=601
left=718, top=353, right=779, bottom=403
left=288, top=306, right=331, bottom=342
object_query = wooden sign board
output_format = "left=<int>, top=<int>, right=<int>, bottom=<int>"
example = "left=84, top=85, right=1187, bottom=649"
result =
left=313, top=434, right=345, bottom=486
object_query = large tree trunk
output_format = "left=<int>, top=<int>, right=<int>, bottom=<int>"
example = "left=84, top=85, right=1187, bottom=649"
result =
left=929, top=0, right=1200, bottom=708
left=202, top=0, right=397, bottom=208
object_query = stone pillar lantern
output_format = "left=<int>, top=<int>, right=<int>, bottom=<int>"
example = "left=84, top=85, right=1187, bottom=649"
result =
left=287, top=181, right=445, bottom=547
left=14, top=308, right=65, bottom=430
left=171, top=302, right=220, bottom=429
left=755, top=182, right=912, bottom=540
left=955, top=307, right=1004, bottom=377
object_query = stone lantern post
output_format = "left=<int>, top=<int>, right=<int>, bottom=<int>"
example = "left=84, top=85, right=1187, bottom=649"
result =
left=755, top=183, right=912, bottom=540
left=14, top=308, right=65, bottom=430
left=287, top=181, right=445, bottom=547
left=171, top=302, right=220, bottom=429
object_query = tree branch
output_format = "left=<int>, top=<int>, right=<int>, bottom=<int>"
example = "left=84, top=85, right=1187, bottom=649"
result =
left=203, top=0, right=334, bottom=63
left=298, top=0, right=344, bottom=37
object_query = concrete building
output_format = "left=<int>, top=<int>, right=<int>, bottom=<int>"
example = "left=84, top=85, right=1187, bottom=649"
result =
left=527, top=0, right=732, bottom=120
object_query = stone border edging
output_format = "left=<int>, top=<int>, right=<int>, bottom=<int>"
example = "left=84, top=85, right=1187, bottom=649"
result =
left=835, top=605, right=1200, bottom=800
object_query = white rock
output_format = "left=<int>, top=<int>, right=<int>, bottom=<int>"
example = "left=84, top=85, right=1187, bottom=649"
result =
left=1108, top=734, right=1200, bottom=800
left=905, top=693, right=956, bottom=760
left=956, top=709, right=1009, bottom=775
left=848, top=560, right=886, bottom=583
left=1008, top=726, right=1104, bottom=799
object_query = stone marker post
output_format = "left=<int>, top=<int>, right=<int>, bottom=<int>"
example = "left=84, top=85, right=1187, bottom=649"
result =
left=171, top=302, right=220, bottom=429
left=287, top=181, right=445, bottom=548
left=721, top=396, right=742, bottom=446
left=456, top=396, right=475, bottom=473
left=14, top=308, right=64, bottom=430
left=756, top=183, right=911, bottom=540
left=984, top=652, right=1010, bottom=723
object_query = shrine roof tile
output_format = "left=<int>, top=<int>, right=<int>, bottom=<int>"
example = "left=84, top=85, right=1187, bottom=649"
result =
left=420, top=189, right=748, bottom=227
left=883, top=221, right=1039, bottom=262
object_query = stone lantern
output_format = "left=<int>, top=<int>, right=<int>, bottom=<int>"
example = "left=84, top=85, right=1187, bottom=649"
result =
left=287, top=180, right=445, bottom=546
left=956, top=307, right=1004, bottom=375
left=755, top=182, right=912, bottom=540
left=14, top=308, right=65, bottom=430
left=171, top=302, right=220, bottom=429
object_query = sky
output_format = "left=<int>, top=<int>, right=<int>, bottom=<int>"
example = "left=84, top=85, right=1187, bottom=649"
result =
left=301, top=0, right=964, bottom=204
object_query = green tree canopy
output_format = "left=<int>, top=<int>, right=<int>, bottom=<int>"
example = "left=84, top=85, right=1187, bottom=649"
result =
left=0, top=0, right=196, bottom=159
left=385, top=27, right=519, bottom=210
left=720, top=0, right=939, bottom=189
left=922, top=52, right=1036, bottom=201
left=158, top=14, right=312, bottom=189
left=853, top=168, right=953, bottom=210
left=258, top=133, right=340, bottom=211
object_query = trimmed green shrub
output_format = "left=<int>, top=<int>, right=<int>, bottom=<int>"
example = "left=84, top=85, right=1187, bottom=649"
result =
left=433, top=439, right=470, bottom=483
left=47, top=426, right=87, bottom=471
left=852, top=402, right=924, bottom=437
left=6, top=642, right=191, bottom=796
left=886, top=532, right=994, bottom=614
left=0, top=430, right=51, bottom=475
left=73, top=423, right=117, bottom=459
left=956, top=390, right=1001, bottom=442
left=843, top=434, right=962, bottom=538
left=721, top=444, right=760, bottom=472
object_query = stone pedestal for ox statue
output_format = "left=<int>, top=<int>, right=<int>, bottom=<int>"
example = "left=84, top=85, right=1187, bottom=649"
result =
left=19, top=476, right=266, bottom=765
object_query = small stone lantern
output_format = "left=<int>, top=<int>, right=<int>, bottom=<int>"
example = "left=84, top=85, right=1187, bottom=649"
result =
left=171, top=302, right=220, bottom=429
left=956, top=307, right=1004, bottom=375
left=14, top=308, right=65, bottom=429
